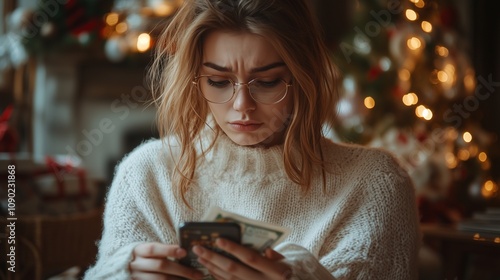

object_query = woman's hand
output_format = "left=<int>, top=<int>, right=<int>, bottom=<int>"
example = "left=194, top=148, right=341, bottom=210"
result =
left=129, top=242, right=205, bottom=280
left=193, top=238, right=292, bottom=280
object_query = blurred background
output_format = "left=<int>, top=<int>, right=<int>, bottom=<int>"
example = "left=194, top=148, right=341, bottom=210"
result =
left=0, top=0, right=499, bottom=279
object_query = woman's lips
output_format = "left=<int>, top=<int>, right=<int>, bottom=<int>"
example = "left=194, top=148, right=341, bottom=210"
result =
left=228, top=121, right=263, bottom=132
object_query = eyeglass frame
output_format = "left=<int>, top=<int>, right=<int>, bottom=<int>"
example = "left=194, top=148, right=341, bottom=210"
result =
left=192, top=74, right=292, bottom=105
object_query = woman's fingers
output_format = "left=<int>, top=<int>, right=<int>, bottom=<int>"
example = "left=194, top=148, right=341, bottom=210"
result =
left=130, top=256, right=204, bottom=279
left=214, top=238, right=291, bottom=278
left=133, top=242, right=186, bottom=259
left=130, top=271, right=183, bottom=280
left=264, top=248, right=285, bottom=260
left=194, top=246, right=253, bottom=279
left=130, top=243, right=204, bottom=280
left=193, top=240, right=292, bottom=280
left=197, top=257, right=242, bottom=280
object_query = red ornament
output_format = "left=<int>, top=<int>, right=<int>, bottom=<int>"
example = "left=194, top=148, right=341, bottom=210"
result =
left=367, top=65, right=382, bottom=81
left=397, top=132, right=408, bottom=145
left=439, top=5, right=458, bottom=29
left=416, top=131, right=428, bottom=142
left=0, top=105, right=19, bottom=153
left=64, top=0, right=101, bottom=36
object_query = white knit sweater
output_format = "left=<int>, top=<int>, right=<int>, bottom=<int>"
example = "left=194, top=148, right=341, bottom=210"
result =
left=84, top=134, right=419, bottom=280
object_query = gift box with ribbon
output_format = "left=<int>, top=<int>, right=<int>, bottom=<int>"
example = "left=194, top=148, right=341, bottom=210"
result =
left=0, top=153, right=101, bottom=216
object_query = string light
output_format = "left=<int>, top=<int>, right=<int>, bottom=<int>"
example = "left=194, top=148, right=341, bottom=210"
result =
left=137, top=33, right=151, bottom=52
left=481, top=180, right=499, bottom=199
left=444, top=64, right=456, bottom=74
left=464, top=70, right=476, bottom=93
left=421, top=21, right=432, bottom=32
left=414, top=104, right=433, bottom=120
left=445, top=152, right=458, bottom=169
left=402, top=93, right=418, bottom=106
left=407, top=37, right=422, bottom=50
left=422, top=108, right=433, bottom=120
left=364, top=97, right=376, bottom=109
left=402, top=95, right=411, bottom=106
left=415, top=105, right=426, bottom=117
left=406, top=9, right=418, bottom=21
left=415, top=0, right=425, bottom=8
left=437, top=71, right=449, bottom=83
left=463, top=132, right=472, bottom=143
left=436, top=46, right=449, bottom=57
left=399, top=69, right=411, bottom=81
left=115, top=22, right=128, bottom=34
left=105, top=13, right=119, bottom=26
left=379, top=57, right=392, bottom=71
left=478, top=152, right=488, bottom=162
left=458, top=149, right=470, bottom=161
left=154, top=2, right=176, bottom=16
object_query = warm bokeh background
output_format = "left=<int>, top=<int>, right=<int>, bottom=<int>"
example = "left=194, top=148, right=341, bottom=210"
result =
left=1, top=0, right=499, bottom=279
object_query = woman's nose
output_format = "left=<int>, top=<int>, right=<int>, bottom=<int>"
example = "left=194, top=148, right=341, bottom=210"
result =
left=232, top=84, right=256, bottom=112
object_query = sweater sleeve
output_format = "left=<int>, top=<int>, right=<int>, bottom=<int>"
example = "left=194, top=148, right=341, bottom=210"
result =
left=83, top=146, right=176, bottom=280
left=320, top=151, right=420, bottom=279
left=276, top=243, right=336, bottom=280
left=278, top=150, right=420, bottom=280
left=83, top=163, right=143, bottom=279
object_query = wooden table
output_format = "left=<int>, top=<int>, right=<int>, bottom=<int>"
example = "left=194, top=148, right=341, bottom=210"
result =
left=421, top=224, right=500, bottom=280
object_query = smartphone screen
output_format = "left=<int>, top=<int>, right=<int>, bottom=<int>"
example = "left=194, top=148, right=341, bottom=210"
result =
left=178, top=222, right=241, bottom=269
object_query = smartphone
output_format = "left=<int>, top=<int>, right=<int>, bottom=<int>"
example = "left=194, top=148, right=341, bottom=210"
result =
left=178, top=222, right=242, bottom=269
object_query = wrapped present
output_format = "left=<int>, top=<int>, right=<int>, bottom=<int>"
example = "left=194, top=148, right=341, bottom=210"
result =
left=0, top=154, right=104, bottom=278
left=0, top=153, right=44, bottom=215
left=0, top=154, right=102, bottom=216
left=34, top=156, right=98, bottom=215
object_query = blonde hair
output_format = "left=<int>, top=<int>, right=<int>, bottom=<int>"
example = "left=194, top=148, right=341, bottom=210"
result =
left=149, top=0, right=339, bottom=204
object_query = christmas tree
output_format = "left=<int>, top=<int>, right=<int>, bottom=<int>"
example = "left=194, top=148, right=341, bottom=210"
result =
left=331, top=0, right=499, bottom=222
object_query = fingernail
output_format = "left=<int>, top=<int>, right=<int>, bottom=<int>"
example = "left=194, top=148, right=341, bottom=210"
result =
left=192, top=245, right=204, bottom=256
left=216, top=238, right=226, bottom=247
left=176, top=248, right=186, bottom=257
left=197, top=257, right=207, bottom=265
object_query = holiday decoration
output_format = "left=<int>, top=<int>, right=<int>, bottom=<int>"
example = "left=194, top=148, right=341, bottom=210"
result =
left=0, top=105, right=19, bottom=153
left=5, top=1, right=111, bottom=54
left=100, top=0, right=183, bottom=61
left=1, top=0, right=185, bottom=65
left=333, top=0, right=499, bottom=219
left=0, top=8, right=30, bottom=72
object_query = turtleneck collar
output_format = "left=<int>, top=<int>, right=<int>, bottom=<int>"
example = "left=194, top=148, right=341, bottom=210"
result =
left=197, top=132, right=290, bottom=180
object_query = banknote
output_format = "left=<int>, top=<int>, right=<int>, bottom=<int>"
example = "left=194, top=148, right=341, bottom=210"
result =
left=181, top=206, right=290, bottom=279
left=202, top=206, right=290, bottom=253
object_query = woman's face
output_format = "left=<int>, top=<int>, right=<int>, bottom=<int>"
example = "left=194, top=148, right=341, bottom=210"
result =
left=201, top=31, right=293, bottom=147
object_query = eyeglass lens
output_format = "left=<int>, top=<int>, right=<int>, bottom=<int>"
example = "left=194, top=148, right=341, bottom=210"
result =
left=197, top=76, right=287, bottom=104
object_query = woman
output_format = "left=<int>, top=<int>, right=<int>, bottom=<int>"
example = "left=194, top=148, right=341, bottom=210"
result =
left=85, top=0, right=419, bottom=279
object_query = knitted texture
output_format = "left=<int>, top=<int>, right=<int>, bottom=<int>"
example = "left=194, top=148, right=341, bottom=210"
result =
left=84, top=134, right=420, bottom=280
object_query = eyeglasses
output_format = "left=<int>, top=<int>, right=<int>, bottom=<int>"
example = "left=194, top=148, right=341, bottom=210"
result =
left=193, top=75, right=292, bottom=105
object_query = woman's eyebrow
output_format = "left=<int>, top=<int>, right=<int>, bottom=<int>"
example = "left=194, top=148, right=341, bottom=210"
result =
left=203, top=62, right=230, bottom=72
left=250, top=62, right=286, bottom=73
left=202, top=62, right=286, bottom=73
